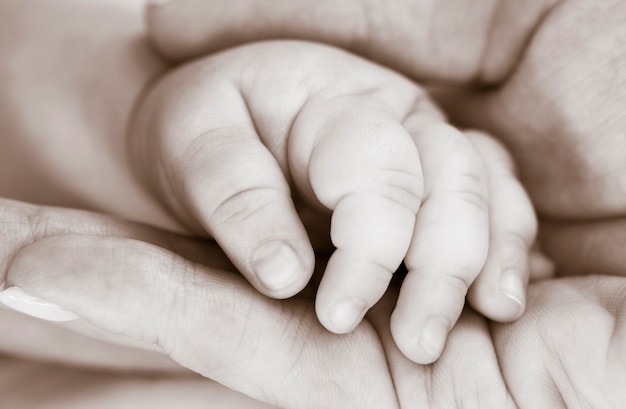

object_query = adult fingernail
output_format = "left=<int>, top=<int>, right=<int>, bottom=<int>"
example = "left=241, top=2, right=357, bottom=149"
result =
left=0, top=286, right=79, bottom=322
left=499, top=269, right=525, bottom=308
left=253, top=241, right=303, bottom=293
left=420, top=316, right=450, bottom=359
left=328, top=298, right=368, bottom=333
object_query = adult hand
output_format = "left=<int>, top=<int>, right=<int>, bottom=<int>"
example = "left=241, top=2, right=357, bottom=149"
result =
left=371, top=275, right=626, bottom=409
left=0, top=197, right=229, bottom=372
left=0, top=5, right=396, bottom=405
left=0, top=197, right=399, bottom=409
left=6, top=224, right=625, bottom=408
left=145, top=0, right=558, bottom=84
left=492, top=275, right=626, bottom=408
left=145, top=0, right=626, bottom=276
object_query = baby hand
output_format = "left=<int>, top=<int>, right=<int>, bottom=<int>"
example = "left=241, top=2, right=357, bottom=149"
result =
left=129, top=41, right=540, bottom=364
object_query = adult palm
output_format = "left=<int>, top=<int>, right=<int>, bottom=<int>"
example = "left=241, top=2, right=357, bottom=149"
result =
left=6, top=229, right=625, bottom=408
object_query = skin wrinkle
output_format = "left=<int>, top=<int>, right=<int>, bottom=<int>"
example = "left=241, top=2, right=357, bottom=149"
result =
left=271, top=303, right=323, bottom=405
left=532, top=283, right=612, bottom=408
left=486, top=321, right=521, bottom=409
left=607, top=286, right=626, bottom=406
left=166, top=125, right=250, bottom=234
left=157, top=251, right=197, bottom=352
left=561, top=288, right=619, bottom=408
left=491, top=283, right=548, bottom=402
left=457, top=316, right=510, bottom=409
left=209, top=187, right=283, bottom=228
left=162, top=267, right=253, bottom=381
left=541, top=318, right=582, bottom=409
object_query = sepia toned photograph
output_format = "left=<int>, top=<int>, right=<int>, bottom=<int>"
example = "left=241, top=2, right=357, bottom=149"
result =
left=0, top=0, right=624, bottom=407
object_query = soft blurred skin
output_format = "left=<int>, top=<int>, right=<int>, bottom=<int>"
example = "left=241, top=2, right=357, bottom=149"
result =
left=0, top=0, right=178, bottom=230
left=0, top=357, right=273, bottom=409
left=0, top=0, right=624, bottom=408
left=146, top=0, right=626, bottom=277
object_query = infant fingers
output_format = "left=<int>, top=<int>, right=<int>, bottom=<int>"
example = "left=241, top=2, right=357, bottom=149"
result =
left=466, top=131, right=537, bottom=322
left=131, top=69, right=314, bottom=299
left=391, top=117, right=490, bottom=364
left=290, top=98, right=423, bottom=334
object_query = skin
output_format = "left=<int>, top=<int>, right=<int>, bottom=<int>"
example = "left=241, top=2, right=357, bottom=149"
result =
left=146, top=0, right=626, bottom=278
left=1, top=0, right=538, bottom=364
left=129, top=40, right=539, bottom=363
left=0, top=356, right=274, bottom=409
left=2, top=223, right=624, bottom=408
left=0, top=0, right=624, bottom=407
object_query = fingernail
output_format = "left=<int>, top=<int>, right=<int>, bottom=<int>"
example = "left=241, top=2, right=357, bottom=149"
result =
left=253, top=241, right=303, bottom=292
left=328, top=298, right=368, bottom=333
left=420, top=316, right=450, bottom=359
left=0, top=286, right=79, bottom=322
left=499, top=269, right=525, bottom=308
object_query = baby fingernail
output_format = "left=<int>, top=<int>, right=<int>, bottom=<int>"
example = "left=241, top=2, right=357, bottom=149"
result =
left=420, top=316, right=450, bottom=359
left=0, top=286, right=79, bottom=322
left=328, top=298, right=368, bottom=333
left=254, top=240, right=303, bottom=293
left=499, top=269, right=525, bottom=308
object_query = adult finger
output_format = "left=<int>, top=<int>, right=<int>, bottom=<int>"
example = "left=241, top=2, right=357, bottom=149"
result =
left=368, top=289, right=518, bottom=409
left=466, top=131, right=537, bottom=322
left=0, top=197, right=219, bottom=285
left=146, top=0, right=559, bottom=84
left=129, top=58, right=314, bottom=299
left=492, top=276, right=626, bottom=408
left=540, top=218, right=626, bottom=277
left=433, top=0, right=626, bottom=221
left=0, top=197, right=226, bottom=370
left=391, top=116, right=490, bottom=364
left=289, top=95, right=422, bottom=334
left=0, top=308, right=182, bottom=372
left=5, top=235, right=400, bottom=409
left=528, top=245, right=555, bottom=281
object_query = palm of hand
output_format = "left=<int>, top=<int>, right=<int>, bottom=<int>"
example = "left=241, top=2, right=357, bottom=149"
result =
left=369, top=276, right=626, bottom=409
left=4, top=203, right=625, bottom=408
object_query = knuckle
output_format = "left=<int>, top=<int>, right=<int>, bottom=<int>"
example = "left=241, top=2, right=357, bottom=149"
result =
left=448, top=170, right=489, bottom=214
left=24, top=204, right=51, bottom=240
left=446, top=269, right=474, bottom=295
left=453, top=188, right=490, bottom=214
left=374, top=168, right=424, bottom=214
left=447, top=150, right=490, bottom=213
left=209, top=186, right=285, bottom=227
left=505, top=228, right=534, bottom=251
